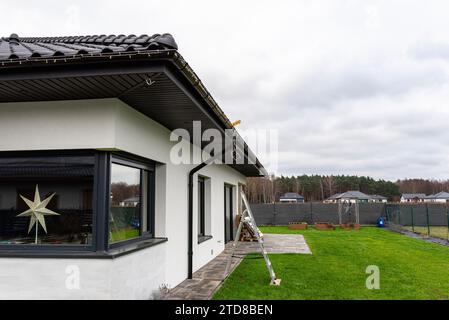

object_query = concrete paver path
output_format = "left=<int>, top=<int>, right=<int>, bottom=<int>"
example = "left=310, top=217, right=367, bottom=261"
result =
left=166, top=234, right=311, bottom=300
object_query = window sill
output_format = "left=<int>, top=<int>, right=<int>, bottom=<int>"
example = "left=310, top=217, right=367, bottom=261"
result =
left=198, top=235, right=213, bottom=244
left=0, top=237, right=168, bottom=259
left=107, top=237, right=167, bottom=258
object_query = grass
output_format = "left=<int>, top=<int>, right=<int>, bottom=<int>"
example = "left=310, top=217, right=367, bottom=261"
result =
left=213, top=226, right=449, bottom=300
left=403, top=226, right=449, bottom=240
left=109, top=228, right=139, bottom=242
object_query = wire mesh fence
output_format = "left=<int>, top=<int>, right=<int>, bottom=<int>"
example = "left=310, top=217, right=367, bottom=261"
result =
left=385, top=203, right=449, bottom=241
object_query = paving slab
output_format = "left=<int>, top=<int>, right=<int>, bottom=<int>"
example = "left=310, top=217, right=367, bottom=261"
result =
left=166, top=234, right=311, bottom=300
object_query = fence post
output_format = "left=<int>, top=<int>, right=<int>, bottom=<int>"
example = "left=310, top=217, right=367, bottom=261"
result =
left=338, top=202, right=342, bottom=225
left=447, top=206, right=449, bottom=241
left=273, top=201, right=276, bottom=225
left=398, top=206, right=401, bottom=226
left=310, top=202, right=313, bottom=224
left=410, top=206, right=415, bottom=233
left=425, top=203, right=430, bottom=236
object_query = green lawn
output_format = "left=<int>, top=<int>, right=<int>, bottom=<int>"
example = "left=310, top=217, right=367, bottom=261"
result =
left=213, top=226, right=449, bottom=300
left=109, top=228, right=140, bottom=242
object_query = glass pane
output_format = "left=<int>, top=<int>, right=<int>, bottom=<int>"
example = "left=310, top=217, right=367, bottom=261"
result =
left=198, top=178, right=205, bottom=236
left=141, top=171, right=148, bottom=233
left=225, top=185, right=232, bottom=242
left=109, top=163, right=141, bottom=243
left=225, top=186, right=231, bottom=242
left=0, top=155, right=94, bottom=245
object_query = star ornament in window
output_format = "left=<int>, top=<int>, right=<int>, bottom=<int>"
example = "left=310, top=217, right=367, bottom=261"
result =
left=16, top=184, right=60, bottom=234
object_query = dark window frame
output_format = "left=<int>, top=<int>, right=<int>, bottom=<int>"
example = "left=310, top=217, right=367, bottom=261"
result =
left=108, top=154, right=156, bottom=250
left=0, top=150, right=162, bottom=257
left=224, top=183, right=234, bottom=243
left=197, top=176, right=206, bottom=238
left=0, top=150, right=97, bottom=252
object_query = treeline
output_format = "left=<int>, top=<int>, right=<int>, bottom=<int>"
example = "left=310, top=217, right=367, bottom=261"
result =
left=110, top=182, right=140, bottom=205
left=246, top=175, right=400, bottom=203
left=396, top=178, right=449, bottom=196
left=246, top=175, right=449, bottom=203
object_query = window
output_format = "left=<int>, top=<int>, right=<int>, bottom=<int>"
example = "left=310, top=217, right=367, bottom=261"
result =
left=198, top=176, right=211, bottom=242
left=224, top=184, right=234, bottom=243
left=0, top=154, right=94, bottom=245
left=109, top=158, right=154, bottom=245
left=0, top=151, right=162, bottom=256
left=198, top=177, right=205, bottom=237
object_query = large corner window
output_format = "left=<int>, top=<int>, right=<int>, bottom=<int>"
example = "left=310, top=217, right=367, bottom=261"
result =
left=109, top=157, right=154, bottom=245
left=0, top=154, right=94, bottom=246
left=0, top=151, right=161, bottom=256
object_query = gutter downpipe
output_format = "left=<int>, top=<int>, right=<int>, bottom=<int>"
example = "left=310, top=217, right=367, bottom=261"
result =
left=188, top=136, right=232, bottom=279
left=187, top=132, right=266, bottom=279
left=188, top=161, right=208, bottom=279
left=187, top=127, right=241, bottom=279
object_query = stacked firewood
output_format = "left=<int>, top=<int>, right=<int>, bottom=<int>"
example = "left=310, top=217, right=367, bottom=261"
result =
left=235, top=214, right=260, bottom=242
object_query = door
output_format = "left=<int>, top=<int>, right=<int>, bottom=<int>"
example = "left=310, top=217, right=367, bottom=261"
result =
left=224, top=184, right=234, bottom=243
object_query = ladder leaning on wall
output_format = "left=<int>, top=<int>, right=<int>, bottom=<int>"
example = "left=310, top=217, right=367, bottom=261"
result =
left=224, top=191, right=281, bottom=286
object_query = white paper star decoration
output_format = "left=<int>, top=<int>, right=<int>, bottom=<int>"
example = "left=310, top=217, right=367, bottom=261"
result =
left=16, top=185, right=60, bottom=243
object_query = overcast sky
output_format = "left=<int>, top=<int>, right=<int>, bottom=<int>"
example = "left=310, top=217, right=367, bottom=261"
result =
left=2, top=1, right=449, bottom=180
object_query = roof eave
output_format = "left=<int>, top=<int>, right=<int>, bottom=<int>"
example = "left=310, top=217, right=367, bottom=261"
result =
left=0, top=51, right=267, bottom=177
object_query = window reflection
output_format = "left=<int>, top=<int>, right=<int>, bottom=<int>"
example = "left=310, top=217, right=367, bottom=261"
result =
left=0, top=155, right=94, bottom=245
left=109, top=163, right=141, bottom=243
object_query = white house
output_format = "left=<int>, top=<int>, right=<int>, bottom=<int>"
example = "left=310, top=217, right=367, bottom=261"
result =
left=400, top=193, right=426, bottom=203
left=369, top=195, right=388, bottom=203
left=324, top=191, right=371, bottom=203
left=119, top=197, right=140, bottom=207
left=423, top=192, right=449, bottom=203
left=0, top=33, right=266, bottom=299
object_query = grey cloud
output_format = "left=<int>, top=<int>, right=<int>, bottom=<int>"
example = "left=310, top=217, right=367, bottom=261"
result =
left=279, top=60, right=447, bottom=110
left=409, top=41, right=449, bottom=61
left=3, top=0, right=449, bottom=180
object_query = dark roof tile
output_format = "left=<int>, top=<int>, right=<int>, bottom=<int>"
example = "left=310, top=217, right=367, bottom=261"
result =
left=0, top=33, right=178, bottom=62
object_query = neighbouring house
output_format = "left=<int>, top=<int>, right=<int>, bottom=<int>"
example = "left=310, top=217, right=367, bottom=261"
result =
left=423, top=191, right=449, bottom=203
left=0, top=33, right=266, bottom=299
left=400, top=193, right=426, bottom=203
left=279, top=192, right=305, bottom=203
left=119, top=197, right=140, bottom=207
left=369, top=194, right=388, bottom=203
left=324, top=191, right=371, bottom=203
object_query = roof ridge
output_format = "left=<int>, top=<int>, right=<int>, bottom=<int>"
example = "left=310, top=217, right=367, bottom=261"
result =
left=1, top=33, right=177, bottom=50
left=0, top=33, right=178, bottom=61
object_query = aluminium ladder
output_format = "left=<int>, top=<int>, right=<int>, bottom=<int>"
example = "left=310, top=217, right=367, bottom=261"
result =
left=224, top=191, right=281, bottom=286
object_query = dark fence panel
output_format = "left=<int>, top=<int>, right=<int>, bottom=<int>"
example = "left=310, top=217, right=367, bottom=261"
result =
left=250, top=202, right=385, bottom=225
left=384, top=203, right=449, bottom=241
left=310, top=203, right=339, bottom=224
left=358, top=203, right=385, bottom=224
left=249, top=203, right=277, bottom=225
left=386, top=203, right=448, bottom=227
left=428, top=205, right=448, bottom=227
left=251, top=202, right=449, bottom=227
left=251, top=202, right=449, bottom=241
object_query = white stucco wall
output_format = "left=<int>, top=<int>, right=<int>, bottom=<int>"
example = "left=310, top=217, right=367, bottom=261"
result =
left=0, top=243, right=166, bottom=300
left=0, top=98, right=247, bottom=299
